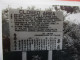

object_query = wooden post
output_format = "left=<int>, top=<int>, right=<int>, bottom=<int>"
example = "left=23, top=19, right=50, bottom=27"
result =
left=48, top=50, right=52, bottom=60
left=22, top=51, right=27, bottom=60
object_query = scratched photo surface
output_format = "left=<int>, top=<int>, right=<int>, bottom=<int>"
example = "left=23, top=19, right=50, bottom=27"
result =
left=2, top=2, right=80, bottom=60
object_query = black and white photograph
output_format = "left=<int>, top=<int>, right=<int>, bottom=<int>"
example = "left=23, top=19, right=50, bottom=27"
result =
left=1, top=1, right=80, bottom=60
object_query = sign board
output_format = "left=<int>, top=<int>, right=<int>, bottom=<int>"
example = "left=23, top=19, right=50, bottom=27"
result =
left=9, top=9, right=63, bottom=51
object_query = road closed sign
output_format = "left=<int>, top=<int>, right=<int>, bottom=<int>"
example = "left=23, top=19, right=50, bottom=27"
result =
left=9, top=9, right=63, bottom=51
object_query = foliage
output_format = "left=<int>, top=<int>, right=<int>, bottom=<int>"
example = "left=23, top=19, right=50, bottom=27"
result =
left=53, top=5, right=80, bottom=14
left=63, top=20, right=80, bottom=56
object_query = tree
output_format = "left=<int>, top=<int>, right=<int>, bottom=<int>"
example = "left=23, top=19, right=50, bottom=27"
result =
left=2, top=9, right=10, bottom=52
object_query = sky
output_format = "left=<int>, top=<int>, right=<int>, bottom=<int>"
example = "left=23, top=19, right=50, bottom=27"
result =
left=0, top=0, right=80, bottom=60
left=0, top=0, right=80, bottom=9
left=66, top=13, right=80, bottom=24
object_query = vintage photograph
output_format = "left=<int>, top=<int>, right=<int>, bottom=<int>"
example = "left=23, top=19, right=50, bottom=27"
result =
left=2, top=5, right=80, bottom=60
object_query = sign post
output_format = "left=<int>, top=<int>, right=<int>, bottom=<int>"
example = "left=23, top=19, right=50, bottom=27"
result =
left=9, top=9, right=63, bottom=60
left=48, top=51, right=52, bottom=60
left=22, top=52, right=27, bottom=60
